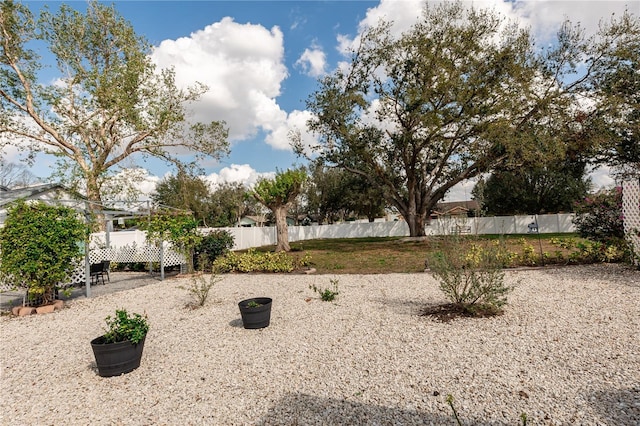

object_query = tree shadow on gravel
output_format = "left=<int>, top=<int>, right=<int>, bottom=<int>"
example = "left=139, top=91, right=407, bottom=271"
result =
left=533, top=264, right=639, bottom=288
left=255, top=392, right=508, bottom=425
left=420, top=303, right=504, bottom=323
left=589, top=387, right=640, bottom=425
left=370, top=297, right=426, bottom=316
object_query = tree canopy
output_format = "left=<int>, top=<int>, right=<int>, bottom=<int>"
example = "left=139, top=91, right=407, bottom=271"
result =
left=251, top=168, right=306, bottom=252
left=306, top=159, right=386, bottom=223
left=301, top=2, right=640, bottom=236
left=152, top=170, right=212, bottom=226
left=0, top=1, right=228, bottom=209
left=473, top=161, right=590, bottom=216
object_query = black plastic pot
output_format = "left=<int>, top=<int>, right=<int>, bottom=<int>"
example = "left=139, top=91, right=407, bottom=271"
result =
left=90, top=335, right=146, bottom=377
left=238, top=297, right=272, bottom=329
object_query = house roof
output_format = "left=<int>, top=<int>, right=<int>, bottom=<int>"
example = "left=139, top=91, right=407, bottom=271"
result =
left=0, top=183, right=86, bottom=209
left=430, top=200, right=480, bottom=217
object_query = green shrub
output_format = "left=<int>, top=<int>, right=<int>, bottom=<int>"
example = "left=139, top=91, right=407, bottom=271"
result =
left=213, top=248, right=310, bottom=273
left=309, top=278, right=339, bottom=301
left=194, top=230, right=235, bottom=271
left=426, top=236, right=512, bottom=316
left=180, top=271, right=222, bottom=308
left=102, top=309, right=149, bottom=344
left=0, top=200, right=87, bottom=305
left=573, top=188, right=624, bottom=244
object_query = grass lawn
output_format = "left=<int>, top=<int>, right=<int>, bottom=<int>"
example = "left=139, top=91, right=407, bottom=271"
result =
left=248, top=234, right=583, bottom=274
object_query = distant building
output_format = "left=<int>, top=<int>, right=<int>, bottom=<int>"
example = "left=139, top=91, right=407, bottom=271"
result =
left=238, top=215, right=267, bottom=227
left=429, top=200, right=480, bottom=220
left=0, top=183, right=86, bottom=225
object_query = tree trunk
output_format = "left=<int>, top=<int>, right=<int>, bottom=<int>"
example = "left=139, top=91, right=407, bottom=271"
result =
left=86, top=175, right=107, bottom=232
left=399, top=206, right=427, bottom=237
left=273, top=205, right=290, bottom=252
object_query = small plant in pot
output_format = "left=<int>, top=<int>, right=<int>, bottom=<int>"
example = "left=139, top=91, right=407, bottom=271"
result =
left=238, top=297, right=272, bottom=329
left=91, top=309, right=149, bottom=377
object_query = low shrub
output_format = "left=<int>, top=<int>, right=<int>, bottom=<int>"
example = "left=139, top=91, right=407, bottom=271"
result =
left=213, top=249, right=311, bottom=273
left=309, top=278, right=339, bottom=301
left=573, top=188, right=625, bottom=244
left=180, top=271, right=222, bottom=308
left=426, top=236, right=512, bottom=316
left=194, top=230, right=235, bottom=271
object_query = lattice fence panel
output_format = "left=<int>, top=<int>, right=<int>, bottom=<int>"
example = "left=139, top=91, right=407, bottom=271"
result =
left=0, top=244, right=185, bottom=291
left=623, top=180, right=640, bottom=265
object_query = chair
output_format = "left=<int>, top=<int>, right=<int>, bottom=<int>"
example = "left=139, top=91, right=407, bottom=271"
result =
left=101, top=260, right=111, bottom=283
left=90, top=261, right=110, bottom=285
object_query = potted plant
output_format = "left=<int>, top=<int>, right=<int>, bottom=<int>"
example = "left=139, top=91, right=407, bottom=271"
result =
left=238, top=297, right=272, bottom=329
left=90, top=309, right=149, bottom=377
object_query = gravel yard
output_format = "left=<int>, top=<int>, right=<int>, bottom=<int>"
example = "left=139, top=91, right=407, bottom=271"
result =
left=1, top=264, right=638, bottom=425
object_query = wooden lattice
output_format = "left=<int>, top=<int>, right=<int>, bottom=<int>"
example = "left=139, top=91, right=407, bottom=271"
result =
left=622, top=179, right=640, bottom=265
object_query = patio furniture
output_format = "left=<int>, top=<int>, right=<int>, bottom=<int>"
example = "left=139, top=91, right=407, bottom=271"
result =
left=90, top=261, right=110, bottom=285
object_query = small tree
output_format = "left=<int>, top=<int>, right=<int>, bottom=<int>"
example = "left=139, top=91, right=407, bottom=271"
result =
left=141, top=211, right=202, bottom=273
left=0, top=200, right=87, bottom=305
left=251, top=168, right=306, bottom=252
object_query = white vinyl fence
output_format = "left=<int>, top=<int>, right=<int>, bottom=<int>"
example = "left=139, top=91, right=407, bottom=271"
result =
left=211, top=213, right=576, bottom=251
left=88, top=214, right=574, bottom=254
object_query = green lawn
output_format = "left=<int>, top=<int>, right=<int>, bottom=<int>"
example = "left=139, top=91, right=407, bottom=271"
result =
left=248, top=234, right=584, bottom=274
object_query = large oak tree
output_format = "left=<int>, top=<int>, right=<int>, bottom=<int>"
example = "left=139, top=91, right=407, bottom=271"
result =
left=301, top=2, right=639, bottom=236
left=0, top=1, right=228, bottom=212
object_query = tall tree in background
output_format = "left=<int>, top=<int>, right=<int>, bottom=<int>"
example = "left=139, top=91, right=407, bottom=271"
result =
left=251, top=168, right=306, bottom=252
left=306, top=159, right=386, bottom=223
left=591, top=14, right=640, bottom=179
left=300, top=2, right=640, bottom=236
left=306, top=160, right=352, bottom=224
left=474, top=161, right=590, bottom=215
left=208, top=182, right=255, bottom=228
left=152, top=170, right=211, bottom=225
left=0, top=1, right=228, bottom=211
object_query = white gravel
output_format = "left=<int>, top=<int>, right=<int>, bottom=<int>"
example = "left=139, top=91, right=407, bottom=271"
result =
left=1, top=264, right=638, bottom=425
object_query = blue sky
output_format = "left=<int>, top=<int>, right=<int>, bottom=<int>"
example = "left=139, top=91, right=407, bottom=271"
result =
left=6, top=1, right=637, bottom=199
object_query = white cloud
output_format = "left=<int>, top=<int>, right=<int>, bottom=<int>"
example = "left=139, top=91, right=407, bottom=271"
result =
left=295, top=45, right=327, bottom=77
left=204, top=164, right=274, bottom=189
left=589, top=165, right=617, bottom=190
left=265, top=109, right=316, bottom=152
left=444, top=179, right=478, bottom=202
left=151, top=17, right=289, bottom=143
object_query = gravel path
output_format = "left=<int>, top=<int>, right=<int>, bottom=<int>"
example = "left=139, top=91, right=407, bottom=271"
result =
left=1, top=264, right=638, bottom=425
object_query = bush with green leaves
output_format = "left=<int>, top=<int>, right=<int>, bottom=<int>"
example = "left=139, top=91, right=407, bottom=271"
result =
left=141, top=211, right=202, bottom=273
left=573, top=188, right=625, bottom=243
left=573, top=187, right=636, bottom=264
left=426, top=236, right=512, bottom=316
left=309, top=278, right=339, bottom=301
left=213, top=249, right=311, bottom=273
left=180, top=272, right=222, bottom=308
left=0, top=200, right=87, bottom=305
left=193, top=230, right=235, bottom=271
left=102, top=309, right=149, bottom=344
